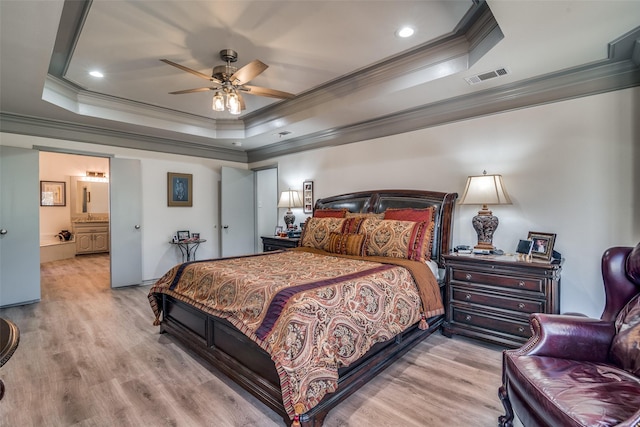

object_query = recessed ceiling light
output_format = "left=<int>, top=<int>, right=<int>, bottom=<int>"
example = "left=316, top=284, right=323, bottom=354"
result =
left=396, top=27, right=415, bottom=38
left=89, top=70, right=104, bottom=78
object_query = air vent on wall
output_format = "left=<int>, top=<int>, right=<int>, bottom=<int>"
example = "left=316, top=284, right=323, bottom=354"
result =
left=464, top=67, right=510, bottom=85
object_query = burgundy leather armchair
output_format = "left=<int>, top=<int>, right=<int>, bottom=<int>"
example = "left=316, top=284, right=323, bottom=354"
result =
left=499, top=243, right=640, bottom=427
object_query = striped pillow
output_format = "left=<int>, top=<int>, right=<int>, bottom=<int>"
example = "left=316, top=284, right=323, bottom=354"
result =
left=325, top=232, right=368, bottom=256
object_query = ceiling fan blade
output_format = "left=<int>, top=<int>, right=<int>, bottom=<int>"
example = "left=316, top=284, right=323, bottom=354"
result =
left=230, top=60, right=268, bottom=85
left=168, top=87, right=215, bottom=95
left=242, top=85, right=295, bottom=99
left=160, top=59, right=222, bottom=84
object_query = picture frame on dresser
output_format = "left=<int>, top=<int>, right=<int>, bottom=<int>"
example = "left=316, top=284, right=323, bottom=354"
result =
left=527, top=231, right=556, bottom=261
left=177, top=230, right=190, bottom=241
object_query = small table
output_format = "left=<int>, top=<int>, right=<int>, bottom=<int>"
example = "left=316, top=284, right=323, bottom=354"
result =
left=0, top=318, right=19, bottom=400
left=171, top=239, right=206, bottom=262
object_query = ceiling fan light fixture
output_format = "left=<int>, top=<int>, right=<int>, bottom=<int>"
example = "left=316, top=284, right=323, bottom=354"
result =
left=212, top=91, right=225, bottom=111
left=227, top=91, right=240, bottom=109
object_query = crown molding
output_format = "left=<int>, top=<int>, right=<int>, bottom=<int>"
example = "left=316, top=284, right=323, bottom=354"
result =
left=247, top=27, right=640, bottom=163
left=0, top=113, right=248, bottom=163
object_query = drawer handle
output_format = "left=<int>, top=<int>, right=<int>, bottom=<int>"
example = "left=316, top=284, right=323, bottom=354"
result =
left=518, top=303, right=526, bottom=309
left=518, top=281, right=525, bottom=287
left=518, top=326, right=525, bottom=333
left=465, top=315, right=472, bottom=321
left=465, top=273, right=472, bottom=280
left=465, top=294, right=472, bottom=300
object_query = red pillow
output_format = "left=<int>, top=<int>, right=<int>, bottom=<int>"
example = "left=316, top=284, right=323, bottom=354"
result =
left=384, top=207, right=435, bottom=223
left=313, top=208, right=348, bottom=218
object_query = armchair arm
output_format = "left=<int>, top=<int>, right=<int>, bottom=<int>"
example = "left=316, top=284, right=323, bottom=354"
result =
left=509, top=313, right=616, bottom=362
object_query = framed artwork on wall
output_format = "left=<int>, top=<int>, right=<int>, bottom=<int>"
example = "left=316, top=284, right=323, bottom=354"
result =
left=303, top=180, right=314, bottom=214
left=168, top=172, right=192, bottom=207
left=40, top=181, right=66, bottom=206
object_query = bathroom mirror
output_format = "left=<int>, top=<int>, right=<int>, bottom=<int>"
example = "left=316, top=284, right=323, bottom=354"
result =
left=70, top=176, right=109, bottom=214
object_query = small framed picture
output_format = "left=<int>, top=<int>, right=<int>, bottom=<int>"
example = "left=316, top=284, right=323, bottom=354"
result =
left=516, top=239, right=533, bottom=256
left=527, top=231, right=556, bottom=261
left=303, top=180, right=314, bottom=214
left=40, top=181, right=66, bottom=206
left=274, top=225, right=283, bottom=236
left=191, top=232, right=200, bottom=240
left=168, top=172, right=193, bottom=207
left=177, top=230, right=190, bottom=241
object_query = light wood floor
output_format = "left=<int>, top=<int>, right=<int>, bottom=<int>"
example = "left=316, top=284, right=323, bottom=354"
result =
left=0, top=254, right=507, bottom=427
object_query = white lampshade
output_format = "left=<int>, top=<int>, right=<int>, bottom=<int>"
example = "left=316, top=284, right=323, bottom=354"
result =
left=459, top=173, right=512, bottom=206
left=277, top=189, right=303, bottom=209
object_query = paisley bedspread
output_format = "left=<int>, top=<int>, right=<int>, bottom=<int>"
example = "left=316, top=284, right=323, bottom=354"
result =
left=148, top=247, right=443, bottom=419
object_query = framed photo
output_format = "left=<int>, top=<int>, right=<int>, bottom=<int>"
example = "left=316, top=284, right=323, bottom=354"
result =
left=516, top=239, right=533, bottom=256
left=168, top=172, right=192, bottom=207
left=177, top=230, right=190, bottom=241
left=274, top=225, right=283, bottom=236
left=303, top=180, right=314, bottom=214
left=527, top=231, right=556, bottom=260
left=191, top=232, right=200, bottom=240
left=40, top=181, right=66, bottom=206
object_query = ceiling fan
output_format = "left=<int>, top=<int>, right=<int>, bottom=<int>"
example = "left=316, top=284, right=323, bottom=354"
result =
left=160, top=49, right=295, bottom=115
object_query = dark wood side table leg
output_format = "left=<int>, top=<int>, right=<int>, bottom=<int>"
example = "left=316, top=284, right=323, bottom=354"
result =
left=0, top=379, right=4, bottom=400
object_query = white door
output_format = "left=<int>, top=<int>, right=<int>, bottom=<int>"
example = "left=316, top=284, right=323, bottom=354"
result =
left=221, top=166, right=255, bottom=257
left=0, top=146, right=40, bottom=306
left=110, top=158, right=142, bottom=288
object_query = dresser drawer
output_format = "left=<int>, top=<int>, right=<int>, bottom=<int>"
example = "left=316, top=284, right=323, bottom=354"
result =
left=450, top=286, right=545, bottom=314
left=450, top=306, right=531, bottom=339
left=451, top=269, right=543, bottom=293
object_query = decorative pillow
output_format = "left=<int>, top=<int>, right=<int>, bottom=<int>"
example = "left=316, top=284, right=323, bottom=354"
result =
left=341, top=216, right=366, bottom=234
left=609, top=293, right=640, bottom=376
left=300, top=217, right=346, bottom=250
left=325, top=232, right=368, bottom=256
left=384, top=207, right=435, bottom=224
left=345, top=212, right=384, bottom=219
left=626, top=242, right=640, bottom=284
left=359, top=218, right=435, bottom=262
left=313, top=208, right=349, bottom=218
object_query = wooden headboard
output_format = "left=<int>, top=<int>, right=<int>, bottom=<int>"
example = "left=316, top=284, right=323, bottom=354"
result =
left=314, top=189, right=458, bottom=267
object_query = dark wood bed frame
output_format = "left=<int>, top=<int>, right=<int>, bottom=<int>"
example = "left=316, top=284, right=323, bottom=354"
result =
left=157, top=189, right=457, bottom=426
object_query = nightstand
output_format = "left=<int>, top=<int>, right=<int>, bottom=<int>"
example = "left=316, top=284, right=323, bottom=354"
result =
left=261, top=236, right=300, bottom=252
left=442, top=253, right=562, bottom=348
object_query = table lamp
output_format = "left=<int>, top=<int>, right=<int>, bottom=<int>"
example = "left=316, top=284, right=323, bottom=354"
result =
left=459, top=171, right=512, bottom=250
left=278, top=189, right=303, bottom=229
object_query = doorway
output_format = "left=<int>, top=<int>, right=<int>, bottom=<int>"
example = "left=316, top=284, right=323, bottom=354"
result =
left=39, top=151, right=111, bottom=288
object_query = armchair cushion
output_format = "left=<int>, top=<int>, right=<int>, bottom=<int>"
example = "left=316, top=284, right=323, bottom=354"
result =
left=504, top=354, right=640, bottom=427
left=610, top=294, right=640, bottom=376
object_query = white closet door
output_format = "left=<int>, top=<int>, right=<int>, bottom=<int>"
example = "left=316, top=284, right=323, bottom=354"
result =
left=0, top=146, right=40, bottom=306
left=110, top=157, right=142, bottom=287
left=221, top=166, right=255, bottom=257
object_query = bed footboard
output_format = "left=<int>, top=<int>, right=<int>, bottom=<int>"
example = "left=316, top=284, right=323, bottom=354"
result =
left=160, top=294, right=443, bottom=427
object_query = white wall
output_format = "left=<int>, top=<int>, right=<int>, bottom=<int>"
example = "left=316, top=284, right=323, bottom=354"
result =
left=253, top=87, right=639, bottom=318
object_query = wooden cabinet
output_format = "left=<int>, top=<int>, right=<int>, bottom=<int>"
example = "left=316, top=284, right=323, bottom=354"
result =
left=442, top=253, right=562, bottom=348
left=73, top=222, right=109, bottom=254
left=261, top=236, right=300, bottom=252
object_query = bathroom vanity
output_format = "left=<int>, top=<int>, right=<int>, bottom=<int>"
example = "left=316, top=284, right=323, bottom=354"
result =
left=73, top=220, right=109, bottom=254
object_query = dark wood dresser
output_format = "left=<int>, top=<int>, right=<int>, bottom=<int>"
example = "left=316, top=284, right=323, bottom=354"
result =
left=442, top=253, right=562, bottom=348
left=261, top=236, right=300, bottom=252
